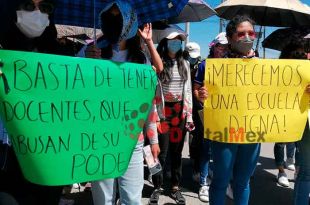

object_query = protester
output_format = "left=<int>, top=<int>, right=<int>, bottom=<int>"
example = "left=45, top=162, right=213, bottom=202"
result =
left=194, top=15, right=259, bottom=205
left=148, top=27, right=193, bottom=205
left=82, top=1, right=163, bottom=204
left=191, top=32, right=229, bottom=203
left=0, top=0, right=65, bottom=204
left=283, top=41, right=310, bottom=205
left=208, top=32, right=229, bottom=58
left=294, top=117, right=310, bottom=205
left=0, top=0, right=62, bottom=53
left=185, top=42, right=201, bottom=73
left=274, top=45, right=300, bottom=187
left=184, top=42, right=202, bottom=183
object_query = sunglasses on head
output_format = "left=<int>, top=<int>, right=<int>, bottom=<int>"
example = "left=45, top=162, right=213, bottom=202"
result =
left=20, top=1, right=54, bottom=14
left=237, top=31, right=256, bottom=38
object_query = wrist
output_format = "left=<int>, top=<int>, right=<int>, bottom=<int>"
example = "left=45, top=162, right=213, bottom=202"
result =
left=145, top=38, right=153, bottom=45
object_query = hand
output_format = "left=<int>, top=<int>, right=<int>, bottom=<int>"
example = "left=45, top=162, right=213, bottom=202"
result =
left=306, top=84, right=310, bottom=94
left=197, top=86, right=208, bottom=103
left=150, top=143, right=160, bottom=159
left=85, top=45, right=101, bottom=59
left=138, top=23, right=153, bottom=43
left=186, top=122, right=195, bottom=132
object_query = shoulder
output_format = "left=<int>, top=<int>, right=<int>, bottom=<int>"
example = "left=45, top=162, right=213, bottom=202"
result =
left=199, top=60, right=206, bottom=67
left=197, top=60, right=206, bottom=71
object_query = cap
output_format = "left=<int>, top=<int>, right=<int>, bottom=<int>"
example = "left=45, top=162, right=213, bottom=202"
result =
left=209, top=32, right=228, bottom=47
left=185, top=42, right=201, bottom=58
left=159, top=26, right=187, bottom=41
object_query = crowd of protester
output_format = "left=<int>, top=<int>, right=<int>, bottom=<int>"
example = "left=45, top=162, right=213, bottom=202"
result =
left=0, top=0, right=309, bottom=205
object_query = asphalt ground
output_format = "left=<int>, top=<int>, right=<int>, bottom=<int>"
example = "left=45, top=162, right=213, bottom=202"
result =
left=62, top=143, right=297, bottom=205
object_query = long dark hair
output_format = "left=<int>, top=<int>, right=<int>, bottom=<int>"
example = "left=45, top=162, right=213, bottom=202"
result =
left=208, top=46, right=215, bottom=58
left=280, top=41, right=307, bottom=59
left=157, top=38, right=188, bottom=83
left=100, top=35, right=146, bottom=64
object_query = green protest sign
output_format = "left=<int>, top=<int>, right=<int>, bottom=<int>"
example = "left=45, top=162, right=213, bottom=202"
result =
left=0, top=50, right=157, bottom=186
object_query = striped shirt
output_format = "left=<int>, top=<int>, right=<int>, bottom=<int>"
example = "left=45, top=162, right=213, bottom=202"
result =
left=162, top=60, right=185, bottom=102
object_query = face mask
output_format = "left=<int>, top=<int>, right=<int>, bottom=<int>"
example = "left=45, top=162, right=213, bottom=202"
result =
left=101, top=13, right=123, bottom=44
left=16, top=10, right=50, bottom=38
left=167, top=39, right=182, bottom=54
left=231, top=35, right=254, bottom=55
left=188, top=57, right=198, bottom=65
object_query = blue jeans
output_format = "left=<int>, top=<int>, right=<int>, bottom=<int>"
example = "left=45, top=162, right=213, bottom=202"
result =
left=92, top=142, right=144, bottom=205
left=274, top=143, right=295, bottom=167
left=209, top=142, right=261, bottom=205
left=199, top=139, right=211, bottom=186
left=294, top=122, right=310, bottom=205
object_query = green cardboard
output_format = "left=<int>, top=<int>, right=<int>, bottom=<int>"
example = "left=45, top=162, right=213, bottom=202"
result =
left=0, top=50, right=156, bottom=185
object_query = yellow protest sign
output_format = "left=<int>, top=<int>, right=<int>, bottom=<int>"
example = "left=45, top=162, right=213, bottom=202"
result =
left=204, top=59, right=310, bottom=143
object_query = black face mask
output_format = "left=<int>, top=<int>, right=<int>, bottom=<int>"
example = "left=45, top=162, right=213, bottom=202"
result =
left=100, top=13, right=123, bottom=44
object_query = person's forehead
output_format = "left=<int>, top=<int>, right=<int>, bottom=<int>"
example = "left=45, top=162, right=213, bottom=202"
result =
left=236, top=21, right=254, bottom=30
left=108, top=5, right=120, bottom=15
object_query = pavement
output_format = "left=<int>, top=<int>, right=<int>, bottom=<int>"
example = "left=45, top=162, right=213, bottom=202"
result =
left=62, top=142, right=297, bottom=205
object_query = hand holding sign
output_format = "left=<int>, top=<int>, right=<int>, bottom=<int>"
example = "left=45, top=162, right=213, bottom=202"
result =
left=0, top=50, right=157, bottom=185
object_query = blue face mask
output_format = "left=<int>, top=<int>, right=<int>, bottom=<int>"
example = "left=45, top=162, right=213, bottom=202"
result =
left=188, top=57, right=198, bottom=65
left=167, top=39, right=182, bottom=54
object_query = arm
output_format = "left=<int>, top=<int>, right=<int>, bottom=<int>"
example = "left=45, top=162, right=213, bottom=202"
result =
left=185, top=61, right=193, bottom=123
left=144, top=103, right=160, bottom=159
left=138, top=23, right=163, bottom=73
left=193, top=61, right=208, bottom=103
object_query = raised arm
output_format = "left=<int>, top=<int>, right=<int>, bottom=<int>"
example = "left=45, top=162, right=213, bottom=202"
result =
left=138, top=23, right=163, bottom=73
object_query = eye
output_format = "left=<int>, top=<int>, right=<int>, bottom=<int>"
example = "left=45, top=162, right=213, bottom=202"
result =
left=38, top=2, right=54, bottom=14
left=237, top=32, right=246, bottom=38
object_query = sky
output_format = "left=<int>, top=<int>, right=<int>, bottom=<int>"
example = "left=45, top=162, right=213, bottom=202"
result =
left=178, top=0, right=310, bottom=58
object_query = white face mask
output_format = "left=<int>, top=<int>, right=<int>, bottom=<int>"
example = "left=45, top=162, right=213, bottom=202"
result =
left=16, top=10, right=50, bottom=38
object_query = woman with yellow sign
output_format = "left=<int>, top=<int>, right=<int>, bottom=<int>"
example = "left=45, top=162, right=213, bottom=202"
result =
left=193, top=15, right=260, bottom=205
